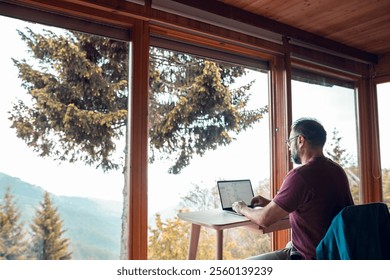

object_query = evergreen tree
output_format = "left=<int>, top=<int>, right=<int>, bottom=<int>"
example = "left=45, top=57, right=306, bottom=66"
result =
left=326, top=127, right=354, bottom=167
left=29, top=192, right=71, bottom=260
left=326, top=128, right=359, bottom=203
left=149, top=51, right=267, bottom=173
left=10, top=27, right=266, bottom=174
left=10, top=26, right=267, bottom=258
left=0, top=187, right=28, bottom=260
left=10, top=28, right=128, bottom=172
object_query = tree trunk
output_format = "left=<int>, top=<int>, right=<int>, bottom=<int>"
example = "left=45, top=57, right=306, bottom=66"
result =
left=120, top=124, right=130, bottom=259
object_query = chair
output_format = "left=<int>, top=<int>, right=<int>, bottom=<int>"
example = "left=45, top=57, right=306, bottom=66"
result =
left=316, top=203, right=390, bottom=260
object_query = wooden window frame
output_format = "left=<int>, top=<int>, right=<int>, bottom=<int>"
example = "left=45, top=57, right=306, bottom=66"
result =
left=290, top=55, right=383, bottom=204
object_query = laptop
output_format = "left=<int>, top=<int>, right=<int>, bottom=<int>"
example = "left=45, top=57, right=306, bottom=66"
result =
left=217, top=179, right=255, bottom=214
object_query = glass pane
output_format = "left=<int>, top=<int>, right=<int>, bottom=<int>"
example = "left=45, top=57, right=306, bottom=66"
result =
left=377, top=82, right=390, bottom=207
left=0, top=15, right=127, bottom=259
left=147, top=46, right=271, bottom=259
left=291, top=69, right=360, bottom=204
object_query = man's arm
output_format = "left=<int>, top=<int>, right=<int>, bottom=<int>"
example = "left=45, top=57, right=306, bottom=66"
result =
left=233, top=200, right=288, bottom=228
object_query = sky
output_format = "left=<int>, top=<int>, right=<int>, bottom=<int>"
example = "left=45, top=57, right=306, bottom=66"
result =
left=1, top=15, right=389, bottom=215
left=377, top=82, right=390, bottom=168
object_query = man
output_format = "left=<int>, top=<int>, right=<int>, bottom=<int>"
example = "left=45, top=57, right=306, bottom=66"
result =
left=233, top=118, right=354, bottom=259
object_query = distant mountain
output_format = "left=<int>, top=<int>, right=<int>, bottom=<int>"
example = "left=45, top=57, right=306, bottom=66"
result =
left=0, top=172, right=122, bottom=259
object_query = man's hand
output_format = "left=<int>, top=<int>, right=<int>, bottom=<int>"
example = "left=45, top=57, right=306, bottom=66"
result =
left=251, top=195, right=271, bottom=207
left=232, top=201, right=247, bottom=214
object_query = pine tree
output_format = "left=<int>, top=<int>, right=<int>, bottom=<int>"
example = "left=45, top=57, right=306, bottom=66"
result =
left=29, top=192, right=71, bottom=260
left=10, top=27, right=266, bottom=174
left=11, top=26, right=267, bottom=258
left=0, top=187, right=28, bottom=260
left=149, top=53, right=267, bottom=173
left=326, top=128, right=359, bottom=203
left=326, top=127, right=354, bottom=167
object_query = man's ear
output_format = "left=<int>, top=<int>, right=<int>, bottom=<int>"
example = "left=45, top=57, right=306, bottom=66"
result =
left=298, top=135, right=305, bottom=145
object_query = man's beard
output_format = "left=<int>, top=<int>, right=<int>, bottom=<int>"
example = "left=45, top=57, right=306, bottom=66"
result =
left=291, top=144, right=301, bottom=164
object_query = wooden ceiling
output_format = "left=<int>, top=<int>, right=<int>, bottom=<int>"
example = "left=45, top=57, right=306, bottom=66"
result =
left=2, top=0, right=389, bottom=64
left=217, top=0, right=390, bottom=56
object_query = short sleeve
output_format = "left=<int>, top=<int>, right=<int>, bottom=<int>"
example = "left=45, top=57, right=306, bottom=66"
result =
left=273, top=169, right=312, bottom=213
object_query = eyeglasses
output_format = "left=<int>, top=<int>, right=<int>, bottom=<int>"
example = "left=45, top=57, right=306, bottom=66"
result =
left=286, top=135, right=299, bottom=147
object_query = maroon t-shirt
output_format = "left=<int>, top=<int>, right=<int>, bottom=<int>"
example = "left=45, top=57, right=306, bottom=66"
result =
left=273, top=156, right=354, bottom=259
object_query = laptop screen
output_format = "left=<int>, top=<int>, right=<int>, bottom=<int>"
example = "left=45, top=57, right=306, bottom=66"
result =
left=217, top=179, right=254, bottom=210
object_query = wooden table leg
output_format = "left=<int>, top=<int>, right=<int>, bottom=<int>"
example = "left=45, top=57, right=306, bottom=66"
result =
left=188, top=224, right=201, bottom=260
left=216, top=229, right=223, bottom=260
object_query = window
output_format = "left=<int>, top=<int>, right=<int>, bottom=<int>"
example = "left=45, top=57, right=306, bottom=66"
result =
left=377, top=82, right=390, bottom=207
left=0, top=15, right=128, bottom=259
left=291, top=68, right=360, bottom=203
left=147, top=45, right=271, bottom=259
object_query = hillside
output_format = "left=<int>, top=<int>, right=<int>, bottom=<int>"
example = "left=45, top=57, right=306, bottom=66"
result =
left=0, top=172, right=122, bottom=259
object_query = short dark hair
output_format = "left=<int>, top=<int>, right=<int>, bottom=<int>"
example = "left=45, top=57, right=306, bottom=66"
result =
left=292, top=118, right=327, bottom=147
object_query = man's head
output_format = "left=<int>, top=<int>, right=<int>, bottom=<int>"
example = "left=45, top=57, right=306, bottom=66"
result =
left=288, top=118, right=327, bottom=164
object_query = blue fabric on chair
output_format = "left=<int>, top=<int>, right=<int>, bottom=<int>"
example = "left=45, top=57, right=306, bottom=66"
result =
left=316, top=203, right=390, bottom=260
